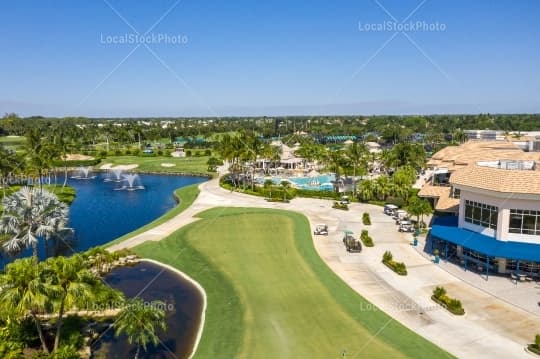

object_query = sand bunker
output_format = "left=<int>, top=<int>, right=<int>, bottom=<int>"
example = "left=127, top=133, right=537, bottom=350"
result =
left=161, top=163, right=176, bottom=167
left=100, top=163, right=139, bottom=170
left=63, top=154, right=95, bottom=161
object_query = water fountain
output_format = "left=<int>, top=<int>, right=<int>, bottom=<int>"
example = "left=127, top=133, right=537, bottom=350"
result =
left=70, top=166, right=96, bottom=180
left=115, top=173, right=145, bottom=191
left=104, top=168, right=124, bottom=182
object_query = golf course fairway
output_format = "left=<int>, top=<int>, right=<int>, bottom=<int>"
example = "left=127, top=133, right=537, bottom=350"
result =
left=133, top=207, right=450, bottom=358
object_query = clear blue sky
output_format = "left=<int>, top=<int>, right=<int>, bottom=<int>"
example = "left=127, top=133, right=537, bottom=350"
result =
left=1, top=0, right=539, bottom=117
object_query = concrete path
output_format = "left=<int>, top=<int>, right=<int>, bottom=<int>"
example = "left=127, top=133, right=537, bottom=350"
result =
left=110, top=177, right=540, bottom=358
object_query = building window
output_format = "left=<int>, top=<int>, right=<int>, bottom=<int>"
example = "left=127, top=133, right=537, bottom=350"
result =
left=451, top=187, right=460, bottom=199
left=464, top=200, right=498, bottom=230
left=508, top=209, right=540, bottom=236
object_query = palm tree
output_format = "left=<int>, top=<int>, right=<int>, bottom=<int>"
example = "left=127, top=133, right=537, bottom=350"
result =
left=115, top=298, right=167, bottom=359
left=358, top=179, right=375, bottom=202
left=0, top=187, right=70, bottom=261
left=346, top=142, right=368, bottom=195
left=280, top=180, right=290, bottom=202
left=0, top=258, right=52, bottom=353
left=263, top=179, right=273, bottom=199
left=45, top=254, right=97, bottom=351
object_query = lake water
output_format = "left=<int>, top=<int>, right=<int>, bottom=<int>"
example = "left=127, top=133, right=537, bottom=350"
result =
left=91, top=261, right=204, bottom=359
left=0, top=172, right=206, bottom=263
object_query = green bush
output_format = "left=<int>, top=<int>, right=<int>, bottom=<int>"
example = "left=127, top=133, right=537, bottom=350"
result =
left=385, top=196, right=405, bottom=208
left=382, top=251, right=407, bottom=275
left=433, top=286, right=446, bottom=300
left=362, top=212, right=371, bottom=225
left=295, top=189, right=338, bottom=200
left=332, top=202, right=349, bottom=210
left=360, top=230, right=374, bottom=247
left=204, top=149, right=212, bottom=156
left=185, top=150, right=192, bottom=157
left=431, top=286, right=465, bottom=315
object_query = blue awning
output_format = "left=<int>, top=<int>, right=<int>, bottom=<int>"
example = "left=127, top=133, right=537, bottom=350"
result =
left=431, top=217, right=540, bottom=263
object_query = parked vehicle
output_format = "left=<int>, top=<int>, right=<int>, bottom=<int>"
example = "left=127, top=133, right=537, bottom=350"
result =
left=396, top=217, right=411, bottom=226
left=343, top=235, right=362, bottom=253
left=314, top=224, right=328, bottom=236
left=340, top=196, right=350, bottom=204
left=384, top=204, right=398, bottom=215
left=399, top=221, right=414, bottom=232
left=393, top=209, right=408, bottom=223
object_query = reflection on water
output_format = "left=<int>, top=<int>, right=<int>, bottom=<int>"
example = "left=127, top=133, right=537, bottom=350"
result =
left=92, top=261, right=204, bottom=359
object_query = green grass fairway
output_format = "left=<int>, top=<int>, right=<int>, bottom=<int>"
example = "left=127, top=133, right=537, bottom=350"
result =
left=134, top=208, right=450, bottom=359
left=99, top=155, right=214, bottom=176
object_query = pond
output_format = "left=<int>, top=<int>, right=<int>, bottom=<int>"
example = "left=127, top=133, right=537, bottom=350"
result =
left=91, top=261, right=205, bottom=359
left=0, top=172, right=206, bottom=264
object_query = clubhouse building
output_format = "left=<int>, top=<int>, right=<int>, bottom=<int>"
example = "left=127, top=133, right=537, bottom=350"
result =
left=419, top=140, right=540, bottom=278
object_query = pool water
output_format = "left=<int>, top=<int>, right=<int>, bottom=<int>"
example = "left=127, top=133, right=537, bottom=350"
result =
left=260, top=174, right=335, bottom=191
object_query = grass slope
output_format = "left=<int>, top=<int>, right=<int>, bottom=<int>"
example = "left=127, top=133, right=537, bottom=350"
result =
left=105, top=183, right=201, bottom=247
left=134, top=207, right=451, bottom=359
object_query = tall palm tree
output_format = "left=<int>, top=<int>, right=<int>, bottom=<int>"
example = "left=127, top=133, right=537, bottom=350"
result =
left=46, top=254, right=97, bottom=351
left=346, top=142, right=368, bottom=195
left=115, top=298, right=167, bottom=359
left=0, top=187, right=70, bottom=261
left=0, top=258, right=52, bottom=353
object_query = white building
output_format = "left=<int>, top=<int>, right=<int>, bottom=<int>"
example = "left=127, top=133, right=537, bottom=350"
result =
left=420, top=140, right=540, bottom=277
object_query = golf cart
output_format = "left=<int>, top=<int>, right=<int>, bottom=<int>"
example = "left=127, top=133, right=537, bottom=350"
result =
left=343, top=234, right=362, bottom=253
left=340, top=196, right=350, bottom=204
left=313, top=224, right=329, bottom=236
left=398, top=220, right=414, bottom=232
left=384, top=204, right=398, bottom=215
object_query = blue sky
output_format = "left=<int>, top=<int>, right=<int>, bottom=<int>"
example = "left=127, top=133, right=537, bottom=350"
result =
left=0, top=0, right=539, bottom=117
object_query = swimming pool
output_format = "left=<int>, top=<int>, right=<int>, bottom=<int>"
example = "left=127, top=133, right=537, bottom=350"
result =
left=258, top=174, right=335, bottom=191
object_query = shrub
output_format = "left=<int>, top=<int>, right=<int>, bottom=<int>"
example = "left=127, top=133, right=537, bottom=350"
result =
left=360, top=230, right=374, bottom=247
left=114, top=149, right=122, bottom=156
left=295, top=189, right=338, bottom=200
left=124, top=149, right=131, bottom=155
left=185, top=150, right=192, bottom=157
left=382, top=251, right=407, bottom=275
left=431, top=286, right=465, bottom=315
left=204, top=149, right=212, bottom=156
left=362, top=212, right=371, bottom=225
left=99, top=150, right=108, bottom=158
left=385, top=196, right=405, bottom=208
left=433, top=286, right=446, bottom=300
left=157, top=150, right=163, bottom=156
left=332, top=202, right=349, bottom=210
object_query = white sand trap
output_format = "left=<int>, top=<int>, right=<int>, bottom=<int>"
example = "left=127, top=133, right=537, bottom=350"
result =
left=100, top=163, right=139, bottom=170
left=161, top=163, right=176, bottom=167
left=63, top=153, right=95, bottom=160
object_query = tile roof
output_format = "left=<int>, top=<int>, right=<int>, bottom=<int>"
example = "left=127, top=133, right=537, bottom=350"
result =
left=450, top=165, right=540, bottom=195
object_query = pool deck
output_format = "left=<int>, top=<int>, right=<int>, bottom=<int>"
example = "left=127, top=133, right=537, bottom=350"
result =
left=110, top=174, right=540, bottom=358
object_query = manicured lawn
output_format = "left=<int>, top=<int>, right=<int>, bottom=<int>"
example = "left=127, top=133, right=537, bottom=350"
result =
left=105, top=183, right=201, bottom=247
left=98, top=155, right=215, bottom=176
left=134, top=208, right=451, bottom=359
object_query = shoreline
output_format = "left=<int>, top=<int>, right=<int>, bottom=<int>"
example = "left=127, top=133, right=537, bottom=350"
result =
left=139, top=258, right=207, bottom=359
